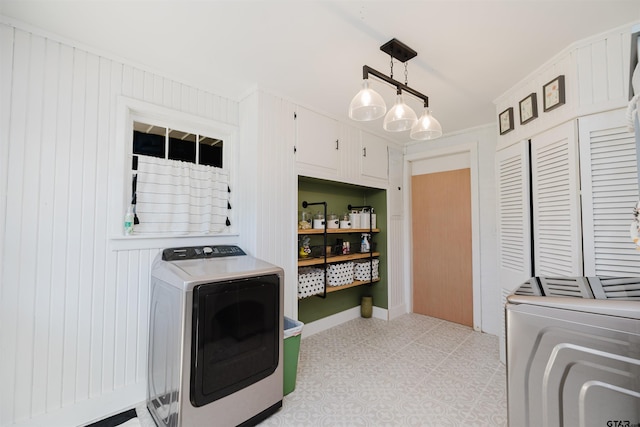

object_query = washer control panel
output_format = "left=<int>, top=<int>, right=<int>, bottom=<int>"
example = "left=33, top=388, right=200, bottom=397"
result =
left=162, top=245, right=246, bottom=261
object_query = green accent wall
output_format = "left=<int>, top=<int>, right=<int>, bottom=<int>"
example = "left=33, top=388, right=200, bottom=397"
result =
left=297, top=176, right=387, bottom=324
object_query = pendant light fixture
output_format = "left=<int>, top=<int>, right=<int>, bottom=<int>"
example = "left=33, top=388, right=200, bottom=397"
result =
left=348, top=38, right=442, bottom=140
left=348, top=78, right=387, bottom=121
left=410, top=107, right=442, bottom=140
left=384, top=92, right=417, bottom=132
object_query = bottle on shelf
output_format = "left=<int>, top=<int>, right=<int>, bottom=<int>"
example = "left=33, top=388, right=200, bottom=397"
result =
left=124, top=205, right=134, bottom=235
left=360, top=233, right=371, bottom=252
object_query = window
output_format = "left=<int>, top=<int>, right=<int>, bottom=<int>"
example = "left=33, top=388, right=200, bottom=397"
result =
left=129, top=121, right=231, bottom=236
left=111, top=96, right=238, bottom=242
left=132, top=121, right=223, bottom=167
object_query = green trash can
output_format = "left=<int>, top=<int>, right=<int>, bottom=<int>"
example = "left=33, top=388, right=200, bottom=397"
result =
left=283, top=316, right=304, bottom=395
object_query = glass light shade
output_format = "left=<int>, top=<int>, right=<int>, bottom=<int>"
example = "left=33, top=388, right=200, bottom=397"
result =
left=348, top=79, right=386, bottom=121
left=383, top=94, right=417, bottom=132
left=410, top=108, right=443, bottom=140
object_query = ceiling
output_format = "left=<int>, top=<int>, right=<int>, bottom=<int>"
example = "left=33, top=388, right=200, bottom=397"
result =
left=2, top=1, right=640, bottom=143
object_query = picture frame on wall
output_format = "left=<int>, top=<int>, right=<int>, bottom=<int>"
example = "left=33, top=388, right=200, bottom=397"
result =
left=543, top=75, right=565, bottom=111
left=499, top=107, right=514, bottom=135
left=519, top=93, right=538, bottom=124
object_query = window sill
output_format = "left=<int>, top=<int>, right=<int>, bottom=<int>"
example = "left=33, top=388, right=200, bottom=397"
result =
left=109, top=232, right=240, bottom=252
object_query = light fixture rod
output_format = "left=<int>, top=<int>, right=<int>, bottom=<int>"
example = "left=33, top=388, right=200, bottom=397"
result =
left=362, top=65, right=429, bottom=108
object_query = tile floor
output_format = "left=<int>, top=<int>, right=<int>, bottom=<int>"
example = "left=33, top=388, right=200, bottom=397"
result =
left=260, top=313, right=507, bottom=427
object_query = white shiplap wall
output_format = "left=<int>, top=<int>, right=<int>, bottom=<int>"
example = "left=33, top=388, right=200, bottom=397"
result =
left=238, top=90, right=298, bottom=320
left=0, top=22, right=241, bottom=427
left=494, top=23, right=635, bottom=151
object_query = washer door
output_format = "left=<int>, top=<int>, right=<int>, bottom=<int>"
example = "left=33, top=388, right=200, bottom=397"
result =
left=190, top=274, right=279, bottom=407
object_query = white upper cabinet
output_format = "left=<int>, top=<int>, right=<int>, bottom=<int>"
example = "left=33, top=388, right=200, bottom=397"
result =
left=295, top=106, right=339, bottom=175
left=295, top=105, right=389, bottom=188
left=360, top=131, right=389, bottom=182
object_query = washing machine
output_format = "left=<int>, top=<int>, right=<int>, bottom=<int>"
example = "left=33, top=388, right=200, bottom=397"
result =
left=148, top=245, right=283, bottom=427
left=506, top=276, right=640, bottom=427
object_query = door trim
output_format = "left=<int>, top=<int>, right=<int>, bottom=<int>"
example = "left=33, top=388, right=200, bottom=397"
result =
left=404, top=142, right=482, bottom=331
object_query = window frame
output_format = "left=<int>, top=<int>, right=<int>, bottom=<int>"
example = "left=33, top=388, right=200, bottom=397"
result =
left=110, top=96, right=238, bottom=248
left=132, top=121, right=224, bottom=168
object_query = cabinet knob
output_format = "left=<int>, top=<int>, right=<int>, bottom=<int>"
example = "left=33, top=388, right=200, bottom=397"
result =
left=363, top=147, right=367, bottom=157
left=336, top=140, right=339, bottom=150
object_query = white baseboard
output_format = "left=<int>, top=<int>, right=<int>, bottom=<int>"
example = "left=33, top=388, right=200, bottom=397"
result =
left=301, top=306, right=388, bottom=338
left=11, top=384, right=145, bottom=427
left=387, top=303, right=408, bottom=320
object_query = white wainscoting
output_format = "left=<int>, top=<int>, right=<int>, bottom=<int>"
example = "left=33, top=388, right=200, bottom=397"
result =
left=387, top=215, right=407, bottom=319
left=0, top=21, right=240, bottom=427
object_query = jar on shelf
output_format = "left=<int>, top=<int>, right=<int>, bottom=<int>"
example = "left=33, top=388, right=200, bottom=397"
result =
left=313, top=212, right=325, bottom=229
left=339, top=213, right=351, bottom=229
left=299, top=210, right=312, bottom=230
left=327, top=213, right=339, bottom=229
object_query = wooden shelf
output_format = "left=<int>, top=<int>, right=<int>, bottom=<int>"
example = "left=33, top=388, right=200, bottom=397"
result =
left=326, top=278, right=380, bottom=293
left=297, top=212, right=380, bottom=297
left=298, top=252, right=380, bottom=267
left=298, top=228, right=380, bottom=235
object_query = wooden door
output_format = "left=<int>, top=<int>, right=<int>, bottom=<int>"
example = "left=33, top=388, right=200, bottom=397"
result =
left=411, top=169, right=473, bottom=326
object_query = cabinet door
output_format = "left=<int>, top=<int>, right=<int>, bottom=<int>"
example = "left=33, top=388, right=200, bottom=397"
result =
left=579, top=108, right=640, bottom=275
left=295, top=106, right=339, bottom=174
left=388, top=147, right=403, bottom=216
left=360, top=132, right=388, bottom=181
left=531, top=121, right=582, bottom=276
left=496, top=140, right=532, bottom=288
left=496, top=140, right=532, bottom=363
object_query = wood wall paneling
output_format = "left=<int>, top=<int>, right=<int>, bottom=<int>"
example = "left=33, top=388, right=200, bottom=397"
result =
left=0, top=21, right=240, bottom=426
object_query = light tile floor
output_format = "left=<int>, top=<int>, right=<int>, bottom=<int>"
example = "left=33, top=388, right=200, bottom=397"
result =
left=260, top=313, right=507, bottom=427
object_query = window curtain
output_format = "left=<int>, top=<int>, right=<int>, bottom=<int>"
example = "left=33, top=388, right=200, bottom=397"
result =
left=134, top=155, right=230, bottom=234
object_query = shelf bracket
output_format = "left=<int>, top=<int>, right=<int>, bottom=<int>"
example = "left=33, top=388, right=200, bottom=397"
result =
left=302, top=200, right=328, bottom=298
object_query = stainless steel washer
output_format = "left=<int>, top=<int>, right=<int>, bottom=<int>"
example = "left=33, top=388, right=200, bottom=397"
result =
left=506, top=276, right=640, bottom=427
left=148, top=245, right=283, bottom=427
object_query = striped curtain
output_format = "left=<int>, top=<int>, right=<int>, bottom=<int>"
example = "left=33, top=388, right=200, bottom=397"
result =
left=134, top=155, right=230, bottom=234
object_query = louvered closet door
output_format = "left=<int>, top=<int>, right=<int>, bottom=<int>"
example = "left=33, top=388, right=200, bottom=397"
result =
left=496, top=141, right=533, bottom=288
left=579, top=108, right=640, bottom=275
left=496, top=141, right=532, bottom=363
left=531, top=121, right=583, bottom=276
